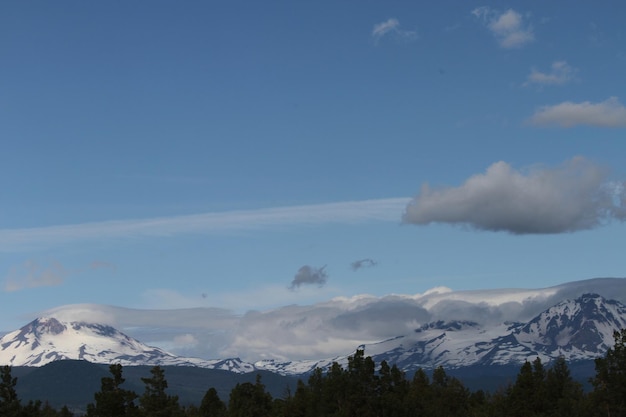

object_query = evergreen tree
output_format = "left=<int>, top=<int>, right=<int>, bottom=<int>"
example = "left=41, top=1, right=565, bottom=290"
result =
left=0, top=365, right=21, bottom=417
left=139, top=366, right=182, bottom=417
left=345, top=349, right=378, bottom=417
left=199, top=388, right=226, bottom=417
left=86, top=364, right=138, bottom=417
left=377, top=361, right=408, bottom=417
left=405, top=368, right=431, bottom=417
left=58, top=405, right=75, bottom=417
left=507, top=358, right=550, bottom=417
left=592, top=329, right=626, bottom=417
left=227, top=375, right=273, bottom=417
left=285, top=380, right=311, bottom=417
left=322, top=362, right=348, bottom=417
left=544, top=356, right=584, bottom=417
left=305, top=368, right=325, bottom=417
left=428, top=366, right=469, bottom=417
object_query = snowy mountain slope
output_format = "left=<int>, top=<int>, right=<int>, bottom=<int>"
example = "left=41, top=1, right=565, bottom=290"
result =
left=512, top=293, right=626, bottom=359
left=254, top=293, right=626, bottom=375
left=30, top=277, right=626, bottom=362
left=0, top=317, right=254, bottom=373
left=2, top=288, right=626, bottom=377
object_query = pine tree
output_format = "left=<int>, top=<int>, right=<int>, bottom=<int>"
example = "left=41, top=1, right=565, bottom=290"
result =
left=139, top=366, right=182, bottom=417
left=227, top=375, right=273, bottom=417
left=377, top=361, right=407, bottom=417
left=199, top=387, right=226, bottom=417
left=86, top=364, right=138, bottom=417
left=544, top=356, right=584, bottom=417
left=592, top=329, right=626, bottom=417
left=0, top=365, right=21, bottom=417
left=508, top=359, right=544, bottom=417
left=405, top=368, right=431, bottom=417
left=428, top=366, right=469, bottom=417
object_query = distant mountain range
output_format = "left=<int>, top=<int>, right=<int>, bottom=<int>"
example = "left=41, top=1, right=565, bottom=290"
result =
left=2, top=291, right=625, bottom=376
left=0, top=317, right=254, bottom=373
left=253, top=293, right=626, bottom=375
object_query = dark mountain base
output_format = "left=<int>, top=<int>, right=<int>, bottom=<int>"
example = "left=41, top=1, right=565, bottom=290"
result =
left=442, top=359, right=597, bottom=393
left=12, top=358, right=599, bottom=414
left=13, top=360, right=299, bottom=413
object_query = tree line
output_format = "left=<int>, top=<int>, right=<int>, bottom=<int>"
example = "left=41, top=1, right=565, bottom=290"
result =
left=2, top=329, right=626, bottom=417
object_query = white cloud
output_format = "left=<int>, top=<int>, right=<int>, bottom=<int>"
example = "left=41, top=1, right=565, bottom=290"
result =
left=472, top=7, right=534, bottom=48
left=372, top=18, right=417, bottom=43
left=402, top=157, right=626, bottom=234
left=524, top=61, right=577, bottom=86
left=0, top=198, right=410, bottom=252
left=529, top=97, right=626, bottom=127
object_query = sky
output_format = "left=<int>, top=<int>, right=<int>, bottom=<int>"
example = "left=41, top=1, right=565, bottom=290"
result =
left=1, top=1, right=626, bottom=341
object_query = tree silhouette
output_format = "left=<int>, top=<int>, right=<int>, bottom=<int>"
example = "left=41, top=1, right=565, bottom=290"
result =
left=139, top=366, right=182, bottom=417
left=87, top=364, right=138, bottom=417
left=0, top=366, right=21, bottom=417
left=592, top=329, right=626, bottom=417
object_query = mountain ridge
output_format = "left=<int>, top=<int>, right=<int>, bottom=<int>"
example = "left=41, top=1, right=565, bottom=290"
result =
left=2, top=290, right=626, bottom=377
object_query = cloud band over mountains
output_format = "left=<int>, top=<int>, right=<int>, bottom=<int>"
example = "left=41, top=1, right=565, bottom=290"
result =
left=38, top=278, right=626, bottom=362
left=403, top=157, right=626, bottom=234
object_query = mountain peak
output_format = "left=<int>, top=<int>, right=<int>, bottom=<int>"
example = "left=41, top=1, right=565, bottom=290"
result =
left=23, top=317, right=67, bottom=337
left=513, top=293, right=626, bottom=359
left=0, top=317, right=254, bottom=372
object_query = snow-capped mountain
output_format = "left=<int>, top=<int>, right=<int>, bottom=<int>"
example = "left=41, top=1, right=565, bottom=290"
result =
left=254, top=293, right=626, bottom=375
left=0, top=317, right=254, bottom=373
left=2, top=292, right=625, bottom=377
left=512, top=293, right=626, bottom=358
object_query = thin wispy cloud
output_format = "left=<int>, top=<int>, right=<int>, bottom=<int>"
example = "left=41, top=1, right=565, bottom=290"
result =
left=524, top=61, right=577, bottom=86
left=472, top=7, right=534, bottom=48
left=529, top=97, right=626, bottom=127
left=4, top=260, right=68, bottom=292
left=372, top=18, right=417, bottom=43
left=3, top=259, right=116, bottom=292
left=90, top=260, right=117, bottom=271
left=403, top=157, right=626, bottom=234
left=0, top=198, right=410, bottom=252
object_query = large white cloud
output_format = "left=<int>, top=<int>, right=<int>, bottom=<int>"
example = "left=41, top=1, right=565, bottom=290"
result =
left=402, top=158, right=625, bottom=234
left=529, top=97, right=626, bottom=127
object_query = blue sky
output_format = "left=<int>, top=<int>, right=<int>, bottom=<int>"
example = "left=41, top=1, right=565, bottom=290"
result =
left=1, top=1, right=626, bottom=333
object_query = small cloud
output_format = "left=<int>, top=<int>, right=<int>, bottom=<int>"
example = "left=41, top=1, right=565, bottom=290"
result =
left=289, top=265, right=328, bottom=290
left=89, top=260, right=116, bottom=271
left=173, top=333, right=199, bottom=347
left=529, top=97, right=626, bottom=128
left=472, top=7, right=534, bottom=48
left=524, top=61, right=577, bottom=86
left=4, top=260, right=68, bottom=292
left=351, top=258, right=378, bottom=271
left=372, top=18, right=417, bottom=43
left=402, top=157, right=626, bottom=234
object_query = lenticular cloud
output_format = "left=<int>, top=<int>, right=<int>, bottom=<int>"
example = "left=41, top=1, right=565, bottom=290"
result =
left=403, top=157, right=626, bottom=234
